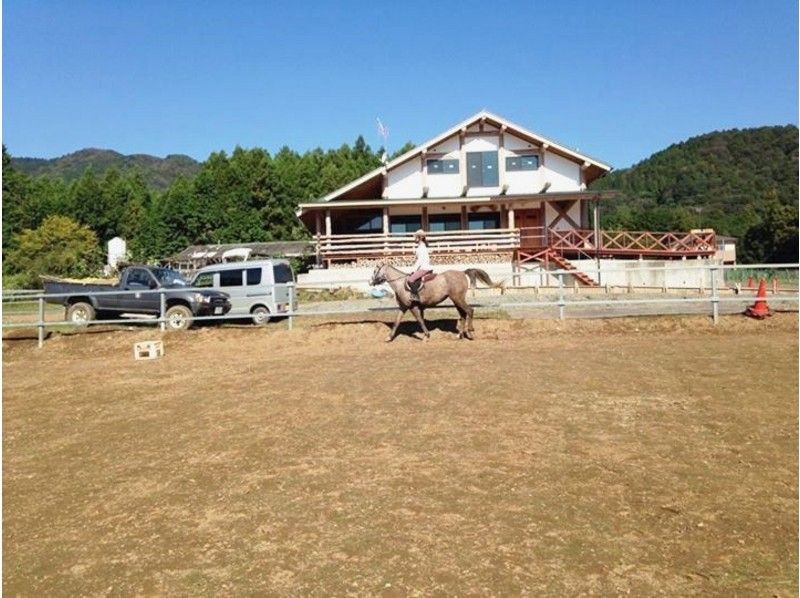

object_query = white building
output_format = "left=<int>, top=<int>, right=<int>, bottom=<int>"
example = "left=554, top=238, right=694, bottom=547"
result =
left=297, top=111, right=717, bottom=288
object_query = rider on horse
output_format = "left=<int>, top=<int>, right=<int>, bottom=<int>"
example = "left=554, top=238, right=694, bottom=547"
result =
left=407, top=229, right=433, bottom=302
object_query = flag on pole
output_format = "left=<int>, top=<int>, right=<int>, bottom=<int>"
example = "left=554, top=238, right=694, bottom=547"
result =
left=376, top=117, right=389, bottom=143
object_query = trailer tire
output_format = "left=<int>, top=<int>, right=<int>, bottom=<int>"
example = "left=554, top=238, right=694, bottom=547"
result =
left=66, top=301, right=96, bottom=325
left=165, top=305, right=193, bottom=331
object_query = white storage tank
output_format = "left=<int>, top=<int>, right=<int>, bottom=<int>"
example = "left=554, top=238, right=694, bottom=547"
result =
left=107, top=237, right=127, bottom=270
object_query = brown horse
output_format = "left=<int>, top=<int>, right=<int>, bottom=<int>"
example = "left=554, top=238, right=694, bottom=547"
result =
left=369, top=262, right=501, bottom=342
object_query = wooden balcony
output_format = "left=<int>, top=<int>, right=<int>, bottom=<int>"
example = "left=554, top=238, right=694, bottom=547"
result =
left=545, top=229, right=716, bottom=258
left=315, top=227, right=716, bottom=264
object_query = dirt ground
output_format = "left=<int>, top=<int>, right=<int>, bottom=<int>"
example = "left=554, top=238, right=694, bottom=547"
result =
left=3, top=313, right=798, bottom=596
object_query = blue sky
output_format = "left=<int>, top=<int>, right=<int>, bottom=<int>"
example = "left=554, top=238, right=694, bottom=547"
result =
left=3, top=1, right=798, bottom=168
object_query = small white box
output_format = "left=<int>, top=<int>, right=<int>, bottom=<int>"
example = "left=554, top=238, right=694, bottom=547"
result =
left=134, top=340, right=164, bottom=360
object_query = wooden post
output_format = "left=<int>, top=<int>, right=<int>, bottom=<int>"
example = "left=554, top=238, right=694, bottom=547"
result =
left=421, top=206, right=428, bottom=230
left=325, top=210, right=331, bottom=236
left=593, top=200, right=601, bottom=286
left=460, top=205, right=468, bottom=230
left=508, top=207, right=515, bottom=229
left=382, top=208, right=390, bottom=255
left=315, top=211, right=323, bottom=266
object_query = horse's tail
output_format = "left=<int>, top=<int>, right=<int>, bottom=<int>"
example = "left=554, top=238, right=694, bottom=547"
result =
left=464, top=268, right=506, bottom=294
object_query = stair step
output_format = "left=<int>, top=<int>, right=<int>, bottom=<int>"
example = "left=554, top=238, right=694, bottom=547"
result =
left=528, top=249, right=599, bottom=287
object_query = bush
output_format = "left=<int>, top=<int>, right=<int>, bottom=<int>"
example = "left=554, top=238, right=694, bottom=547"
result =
left=5, top=215, right=103, bottom=286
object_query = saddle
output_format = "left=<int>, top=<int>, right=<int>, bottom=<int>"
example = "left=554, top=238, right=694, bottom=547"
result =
left=405, top=271, right=436, bottom=294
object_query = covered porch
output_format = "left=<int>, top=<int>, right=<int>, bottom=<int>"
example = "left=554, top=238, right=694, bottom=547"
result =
left=297, top=191, right=716, bottom=267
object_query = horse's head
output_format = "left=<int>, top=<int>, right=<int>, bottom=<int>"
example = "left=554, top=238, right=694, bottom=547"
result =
left=370, top=262, right=387, bottom=286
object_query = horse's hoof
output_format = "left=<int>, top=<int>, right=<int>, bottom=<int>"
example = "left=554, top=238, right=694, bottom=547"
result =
left=385, top=335, right=394, bottom=343
left=423, top=335, right=431, bottom=342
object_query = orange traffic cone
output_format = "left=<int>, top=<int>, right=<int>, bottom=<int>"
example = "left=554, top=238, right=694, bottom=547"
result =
left=744, top=278, right=771, bottom=319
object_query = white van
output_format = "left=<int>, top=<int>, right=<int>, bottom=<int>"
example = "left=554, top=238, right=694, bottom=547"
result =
left=190, top=259, right=297, bottom=325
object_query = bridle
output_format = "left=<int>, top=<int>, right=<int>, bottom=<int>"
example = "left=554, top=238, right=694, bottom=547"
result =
left=374, top=264, right=406, bottom=284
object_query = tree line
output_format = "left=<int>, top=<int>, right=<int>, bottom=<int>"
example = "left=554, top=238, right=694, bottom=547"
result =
left=3, top=138, right=410, bottom=287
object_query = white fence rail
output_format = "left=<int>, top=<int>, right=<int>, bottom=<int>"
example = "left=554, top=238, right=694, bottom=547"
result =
left=3, top=263, right=797, bottom=348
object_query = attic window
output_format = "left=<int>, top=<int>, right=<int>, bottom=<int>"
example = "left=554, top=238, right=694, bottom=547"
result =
left=427, top=159, right=459, bottom=174
left=506, top=154, right=539, bottom=171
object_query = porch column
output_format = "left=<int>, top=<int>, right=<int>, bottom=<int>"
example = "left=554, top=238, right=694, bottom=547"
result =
left=421, top=206, right=429, bottom=230
left=593, top=200, right=601, bottom=285
left=325, top=210, right=331, bottom=236
left=382, top=207, right=390, bottom=255
left=315, top=211, right=322, bottom=266
left=508, top=207, right=515, bottom=229
left=460, top=205, right=468, bottom=230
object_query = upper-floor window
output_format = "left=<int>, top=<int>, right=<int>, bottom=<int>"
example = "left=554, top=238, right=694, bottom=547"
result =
left=506, top=154, right=540, bottom=171
left=466, top=151, right=499, bottom=187
left=426, top=159, right=459, bottom=174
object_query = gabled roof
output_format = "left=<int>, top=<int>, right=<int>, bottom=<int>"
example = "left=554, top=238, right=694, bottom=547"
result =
left=320, top=110, right=612, bottom=202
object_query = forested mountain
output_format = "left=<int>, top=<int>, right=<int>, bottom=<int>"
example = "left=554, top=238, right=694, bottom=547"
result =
left=11, top=149, right=201, bottom=190
left=591, top=125, right=798, bottom=262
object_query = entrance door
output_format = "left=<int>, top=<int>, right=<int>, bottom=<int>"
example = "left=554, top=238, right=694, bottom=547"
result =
left=516, top=208, right=545, bottom=248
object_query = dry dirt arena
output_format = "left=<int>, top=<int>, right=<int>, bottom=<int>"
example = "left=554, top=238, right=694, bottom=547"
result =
left=3, top=313, right=798, bottom=596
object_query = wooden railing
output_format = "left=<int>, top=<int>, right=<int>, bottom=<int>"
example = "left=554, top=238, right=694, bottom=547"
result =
left=547, top=229, right=716, bottom=256
left=318, top=229, right=520, bottom=261
left=316, top=227, right=717, bottom=261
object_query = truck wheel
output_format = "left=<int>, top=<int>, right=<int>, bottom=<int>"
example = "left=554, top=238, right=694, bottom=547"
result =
left=66, top=302, right=95, bottom=325
left=165, top=305, right=193, bottom=331
left=251, top=306, right=271, bottom=326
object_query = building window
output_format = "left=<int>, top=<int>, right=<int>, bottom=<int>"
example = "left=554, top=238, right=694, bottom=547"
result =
left=390, top=215, right=422, bottom=234
left=427, top=159, right=459, bottom=174
left=332, top=211, right=383, bottom=234
left=506, top=154, right=539, bottom=171
left=468, top=212, right=500, bottom=230
left=466, top=151, right=499, bottom=187
left=428, top=214, right=461, bottom=232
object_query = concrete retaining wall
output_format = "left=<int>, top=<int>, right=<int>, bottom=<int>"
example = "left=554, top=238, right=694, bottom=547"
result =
left=299, top=258, right=720, bottom=291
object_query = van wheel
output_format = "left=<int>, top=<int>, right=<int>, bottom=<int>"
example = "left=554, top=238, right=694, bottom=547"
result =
left=165, top=305, right=193, bottom=331
left=251, top=306, right=271, bottom=326
left=66, top=302, right=95, bottom=325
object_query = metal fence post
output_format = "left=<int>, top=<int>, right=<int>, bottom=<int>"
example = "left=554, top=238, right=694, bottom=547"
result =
left=159, top=290, right=166, bottom=332
left=558, top=273, right=565, bottom=321
left=38, top=295, right=45, bottom=348
left=710, top=266, right=719, bottom=324
left=287, top=282, right=294, bottom=331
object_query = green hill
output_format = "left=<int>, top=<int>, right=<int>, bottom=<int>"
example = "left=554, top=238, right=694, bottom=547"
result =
left=591, top=125, right=798, bottom=262
left=11, top=148, right=200, bottom=191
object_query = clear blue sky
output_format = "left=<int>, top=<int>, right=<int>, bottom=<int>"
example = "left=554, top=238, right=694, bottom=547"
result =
left=3, top=0, right=798, bottom=168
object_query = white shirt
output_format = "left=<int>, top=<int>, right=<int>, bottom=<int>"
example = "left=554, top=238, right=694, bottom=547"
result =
left=412, top=241, right=430, bottom=271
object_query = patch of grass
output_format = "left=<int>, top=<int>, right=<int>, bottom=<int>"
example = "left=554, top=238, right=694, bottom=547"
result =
left=297, top=287, right=369, bottom=302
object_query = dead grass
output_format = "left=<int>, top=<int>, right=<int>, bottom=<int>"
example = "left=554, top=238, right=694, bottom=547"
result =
left=3, top=313, right=798, bottom=595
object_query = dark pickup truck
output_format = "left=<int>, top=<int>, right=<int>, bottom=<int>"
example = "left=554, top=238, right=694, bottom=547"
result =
left=43, top=266, right=231, bottom=330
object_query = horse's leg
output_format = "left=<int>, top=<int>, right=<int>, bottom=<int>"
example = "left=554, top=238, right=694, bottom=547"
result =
left=386, top=307, right=406, bottom=342
left=454, top=304, right=467, bottom=339
left=409, top=305, right=431, bottom=340
left=452, top=292, right=475, bottom=339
